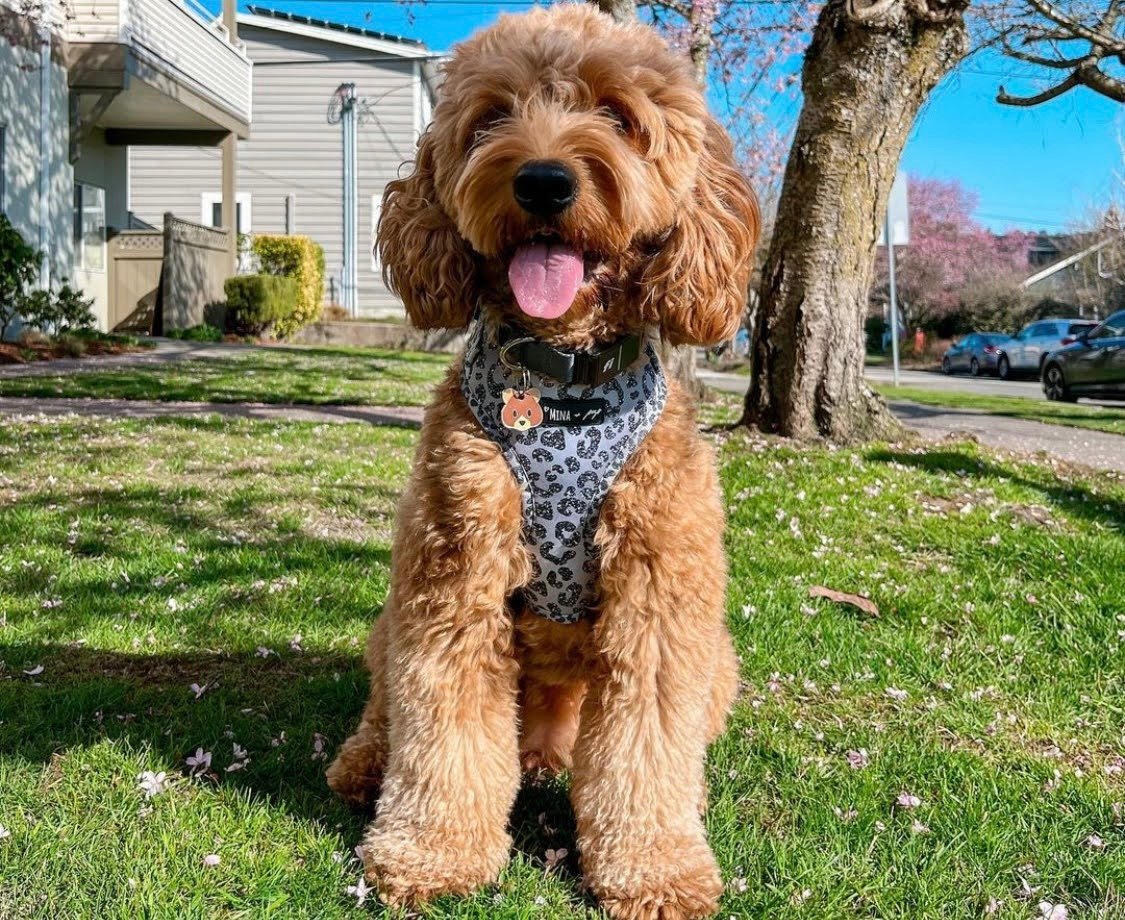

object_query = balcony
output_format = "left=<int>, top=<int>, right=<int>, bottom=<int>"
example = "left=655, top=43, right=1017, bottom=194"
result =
left=67, top=0, right=252, bottom=139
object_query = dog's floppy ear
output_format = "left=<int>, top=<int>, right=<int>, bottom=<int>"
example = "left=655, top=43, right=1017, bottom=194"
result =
left=642, top=117, right=760, bottom=347
left=377, top=130, right=477, bottom=329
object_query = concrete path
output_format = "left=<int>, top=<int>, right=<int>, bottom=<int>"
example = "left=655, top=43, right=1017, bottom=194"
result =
left=698, top=369, right=1125, bottom=472
left=0, top=339, right=262, bottom=378
left=2, top=392, right=1122, bottom=472
left=886, top=400, right=1124, bottom=472
left=0, top=397, right=423, bottom=429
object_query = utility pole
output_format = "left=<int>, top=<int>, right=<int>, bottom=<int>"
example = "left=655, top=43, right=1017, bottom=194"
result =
left=338, top=83, right=359, bottom=315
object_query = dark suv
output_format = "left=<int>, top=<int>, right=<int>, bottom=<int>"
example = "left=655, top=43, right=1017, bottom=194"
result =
left=1041, top=310, right=1125, bottom=402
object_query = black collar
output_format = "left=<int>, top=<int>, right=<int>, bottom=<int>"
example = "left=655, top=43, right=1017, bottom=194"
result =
left=498, top=326, right=642, bottom=387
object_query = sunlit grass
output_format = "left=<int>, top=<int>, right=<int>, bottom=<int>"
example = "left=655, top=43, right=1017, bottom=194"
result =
left=0, top=412, right=1122, bottom=918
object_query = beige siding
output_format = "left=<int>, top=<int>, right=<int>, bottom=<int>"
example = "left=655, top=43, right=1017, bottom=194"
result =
left=129, top=23, right=419, bottom=317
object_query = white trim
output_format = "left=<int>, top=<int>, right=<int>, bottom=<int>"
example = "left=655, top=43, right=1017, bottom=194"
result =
left=1021, top=237, right=1113, bottom=290
left=201, top=192, right=252, bottom=233
left=237, top=13, right=431, bottom=59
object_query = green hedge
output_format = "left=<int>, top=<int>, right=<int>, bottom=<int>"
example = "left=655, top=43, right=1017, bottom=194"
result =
left=250, top=235, right=325, bottom=338
left=224, top=274, right=299, bottom=335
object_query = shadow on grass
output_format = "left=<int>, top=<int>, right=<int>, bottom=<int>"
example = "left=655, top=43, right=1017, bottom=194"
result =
left=866, top=447, right=1125, bottom=532
left=1, top=640, right=586, bottom=886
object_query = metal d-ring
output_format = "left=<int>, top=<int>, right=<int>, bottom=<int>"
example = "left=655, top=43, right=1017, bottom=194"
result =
left=499, top=335, right=534, bottom=392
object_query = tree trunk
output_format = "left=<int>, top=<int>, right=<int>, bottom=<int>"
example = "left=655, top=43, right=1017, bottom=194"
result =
left=594, top=0, right=636, bottom=24
left=742, top=0, right=967, bottom=442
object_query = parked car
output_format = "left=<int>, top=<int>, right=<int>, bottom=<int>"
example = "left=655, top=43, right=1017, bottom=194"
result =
left=998, top=318, right=1098, bottom=379
left=1041, top=310, right=1125, bottom=402
left=941, top=332, right=1012, bottom=376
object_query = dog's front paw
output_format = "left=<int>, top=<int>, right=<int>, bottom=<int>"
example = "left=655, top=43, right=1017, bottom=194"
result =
left=362, top=823, right=511, bottom=907
left=585, top=837, right=722, bottom=920
left=325, top=733, right=386, bottom=810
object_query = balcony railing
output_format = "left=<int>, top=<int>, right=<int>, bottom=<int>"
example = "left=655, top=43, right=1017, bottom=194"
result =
left=68, top=0, right=252, bottom=125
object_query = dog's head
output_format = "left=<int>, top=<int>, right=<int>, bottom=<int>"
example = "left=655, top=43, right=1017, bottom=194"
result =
left=378, top=4, right=759, bottom=348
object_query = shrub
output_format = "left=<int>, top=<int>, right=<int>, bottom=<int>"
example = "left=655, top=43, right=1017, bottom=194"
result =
left=166, top=324, right=223, bottom=343
left=19, top=279, right=96, bottom=337
left=224, top=274, right=298, bottom=335
left=53, top=281, right=96, bottom=332
left=0, top=214, right=41, bottom=340
left=251, top=235, right=325, bottom=338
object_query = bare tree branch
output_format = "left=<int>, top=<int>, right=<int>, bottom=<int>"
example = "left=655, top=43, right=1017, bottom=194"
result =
left=994, top=0, right=1125, bottom=106
left=997, top=69, right=1082, bottom=103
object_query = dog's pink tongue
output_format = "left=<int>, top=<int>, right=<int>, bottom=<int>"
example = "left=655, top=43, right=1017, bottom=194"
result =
left=508, top=242, right=584, bottom=319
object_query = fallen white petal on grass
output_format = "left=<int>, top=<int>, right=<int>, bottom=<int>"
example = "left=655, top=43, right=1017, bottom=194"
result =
left=544, top=847, right=568, bottom=870
left=1039, top=902, right=1068, bottom=920
left=846, top=749, right=869, bottom=770
left=203, top=854, right=221, bottom=867
left=1085, top=834, right=1105, bottom=849
left=0, top=826, right=10, bottom=840
left=185, top=748, right=212, bottom=775
left=885, top=687, right=908, bottom=701
left=345, top=876, right=371, bottom=907
left=896, top=792, right=923, bottom=809
left=137, top=771, right=168, bottom=799
left=189, top=682, right=207, bottom=699
left=22, top=665, right=44, bottom=676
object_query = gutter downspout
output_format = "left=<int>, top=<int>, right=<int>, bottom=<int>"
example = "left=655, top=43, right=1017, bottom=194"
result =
left=38, top=5, right=52, bottom=289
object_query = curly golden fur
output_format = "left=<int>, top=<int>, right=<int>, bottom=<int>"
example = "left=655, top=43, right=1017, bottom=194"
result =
left=327, top=6, right=758, bottom=918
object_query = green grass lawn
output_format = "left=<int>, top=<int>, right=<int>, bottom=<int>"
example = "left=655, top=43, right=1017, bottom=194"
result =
left=0, top=345, right=453, bottom=407
left=1, top=410, right=1122, bottom=919
left=876, top=385, right=1125, bottom=437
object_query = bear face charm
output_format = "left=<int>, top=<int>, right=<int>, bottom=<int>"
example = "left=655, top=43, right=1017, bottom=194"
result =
left=501, top=388, right=543, bottom=431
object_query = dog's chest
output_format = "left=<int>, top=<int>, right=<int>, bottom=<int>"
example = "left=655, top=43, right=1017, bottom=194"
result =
left=460, top=322, right=667, bottom=623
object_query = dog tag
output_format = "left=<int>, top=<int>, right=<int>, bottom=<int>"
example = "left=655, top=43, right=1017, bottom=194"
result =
left=500, top=387, right=543, bottom=432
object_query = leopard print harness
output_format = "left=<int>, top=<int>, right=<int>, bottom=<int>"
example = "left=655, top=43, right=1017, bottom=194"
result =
left=460, top=320, right=668, bottom=623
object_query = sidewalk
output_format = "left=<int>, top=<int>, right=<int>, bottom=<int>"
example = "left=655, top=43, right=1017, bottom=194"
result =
left=0, top=339, right=256, bottom=378
left=0, top=396, right=423, bottom=428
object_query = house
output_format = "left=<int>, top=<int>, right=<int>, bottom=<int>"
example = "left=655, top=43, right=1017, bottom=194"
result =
left=0, top=0, right=251, bottom=332
left=1021, top=234, right=1124, bottom=318
left=128, top=6, right=438, bottom=320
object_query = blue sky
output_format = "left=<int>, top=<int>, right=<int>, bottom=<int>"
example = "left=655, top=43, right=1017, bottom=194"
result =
left=238, top=0, right=1121, bottom=233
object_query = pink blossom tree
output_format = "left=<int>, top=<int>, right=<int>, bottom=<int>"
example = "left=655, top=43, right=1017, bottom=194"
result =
left=872, top=177, right=1032, bottom=330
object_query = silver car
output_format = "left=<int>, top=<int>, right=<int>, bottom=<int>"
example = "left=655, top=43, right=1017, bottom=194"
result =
left=998, top=318, right=1098, bottom=379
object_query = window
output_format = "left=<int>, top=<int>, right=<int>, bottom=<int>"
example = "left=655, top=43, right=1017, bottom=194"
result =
left=371, top=193, right=382, bottom=274
left=74, top=183, right=106, bottom=272
left=1068, top=322, right=1096, bottom=336
left=200, top=193, right=252, bottom=234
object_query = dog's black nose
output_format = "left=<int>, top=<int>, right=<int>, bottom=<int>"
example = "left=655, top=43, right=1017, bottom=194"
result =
left=513, top=161, right=576, bottom=218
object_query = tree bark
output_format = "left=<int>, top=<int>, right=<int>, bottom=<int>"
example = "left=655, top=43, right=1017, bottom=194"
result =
left=742, top=0, right=968, bottom=442
left=594, top=0, right=637, bottom=24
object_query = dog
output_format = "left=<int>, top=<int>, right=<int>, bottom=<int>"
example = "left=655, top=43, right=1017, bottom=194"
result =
left=326, top=6, right=759, bottom=918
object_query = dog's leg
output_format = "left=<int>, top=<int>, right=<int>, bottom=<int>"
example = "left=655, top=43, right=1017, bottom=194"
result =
left=359, top=402, right=528, bottom=907
left=706, top=625, right=739, bottom=744
left=571, top=401, right=730, bottom=920
left=327, top=612, right=392, bottom=809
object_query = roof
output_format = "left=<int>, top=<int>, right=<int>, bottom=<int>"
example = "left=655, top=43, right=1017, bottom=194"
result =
left=1021, top=236, right=1116, bottom=290
left=241, top=6, right=432, bottom=58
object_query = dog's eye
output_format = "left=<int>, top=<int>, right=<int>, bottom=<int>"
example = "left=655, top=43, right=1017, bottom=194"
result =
left=468, top=106, right=508, bottom=147
left=600, top=101, right=635, bottom=138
